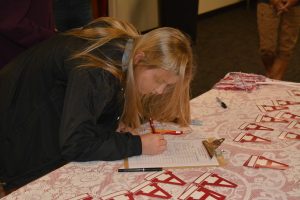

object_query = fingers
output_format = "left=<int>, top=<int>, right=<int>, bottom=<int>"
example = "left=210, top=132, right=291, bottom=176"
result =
left=156, top=134, right=164, bottom=140
left=140, top=133, right=167, bottom=155
left=158, top=137, right=167, bottom=153
left=159, top=138, right=167, bottom=146
left=154, top=134, right=166, bottom=153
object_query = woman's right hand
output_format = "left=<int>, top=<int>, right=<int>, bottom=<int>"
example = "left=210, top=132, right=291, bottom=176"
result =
left=140, top=133, right=167, bottom=155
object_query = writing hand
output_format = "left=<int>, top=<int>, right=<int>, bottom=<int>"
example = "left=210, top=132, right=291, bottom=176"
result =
left=141, top=133, right=167, bottom=155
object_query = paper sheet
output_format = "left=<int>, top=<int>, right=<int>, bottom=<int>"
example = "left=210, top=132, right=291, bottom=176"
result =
left=127, top=139, right=219, bottom=168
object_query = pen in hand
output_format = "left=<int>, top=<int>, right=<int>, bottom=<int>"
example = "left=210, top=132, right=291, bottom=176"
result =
left=149, top=118, right=156, bottom=133
left=155, top=129, right=183, bottom=135
left=149, top=118, right=183, bottom=135
left=216, top=97, right=227, bottom=109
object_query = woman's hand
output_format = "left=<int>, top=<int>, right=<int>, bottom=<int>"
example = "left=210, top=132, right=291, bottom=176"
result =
left=140, top=133, right=167, bottom=155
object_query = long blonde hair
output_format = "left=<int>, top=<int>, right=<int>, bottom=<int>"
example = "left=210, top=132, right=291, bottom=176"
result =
left=67, top=17, right=194, bottom=128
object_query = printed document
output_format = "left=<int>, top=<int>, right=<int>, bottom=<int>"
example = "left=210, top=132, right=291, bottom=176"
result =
left=127, top=139, right=219, bottom=168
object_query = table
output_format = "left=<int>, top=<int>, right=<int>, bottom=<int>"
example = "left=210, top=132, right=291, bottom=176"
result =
left=3, top=73, right=300, bottom=200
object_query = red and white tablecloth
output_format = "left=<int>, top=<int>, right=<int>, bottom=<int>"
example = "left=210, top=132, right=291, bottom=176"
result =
left=4, top=73, right=300, bottom=200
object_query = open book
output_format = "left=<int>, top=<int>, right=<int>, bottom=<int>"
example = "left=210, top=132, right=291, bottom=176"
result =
left=124, top=139, right=219, bottom=169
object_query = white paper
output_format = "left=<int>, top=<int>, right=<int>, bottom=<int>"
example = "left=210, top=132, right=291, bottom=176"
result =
left=128, top=139, right=219, bottom=168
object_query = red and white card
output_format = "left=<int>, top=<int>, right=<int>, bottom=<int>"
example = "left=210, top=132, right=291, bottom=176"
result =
left=275, top=111, right=300, bottom=120
left=239, top=122, right=274, bottom=131
left=287, top=121, right=300, bottom=129
left=101, top=191, right=134, bottom=200
left=257, top=105, right=289, bottom=112
left=273, top=99, right=300, bottom=106
left=145, top=170, right=186, bottom=186
left=68, top=193, right=93, bottom=200
left=234, top=132, right=271, bottom=143
left=255, top=114, right=289, bottom=123
left=130, top=181, right=172, bottom=199
left=288, top=89, right=300, bottom=97
left=243, top=155, right=289, bottom=170
left=191, top=172, right=237, bottom=188
left=279, top=131, right=300, bottom=140
left=178, top=185, right=225, bottom=200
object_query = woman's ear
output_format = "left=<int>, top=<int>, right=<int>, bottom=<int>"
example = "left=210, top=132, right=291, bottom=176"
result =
left=133, top=51, right=145, bottom=65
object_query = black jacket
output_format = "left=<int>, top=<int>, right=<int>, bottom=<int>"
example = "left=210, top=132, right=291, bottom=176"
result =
left=0, top=34, right=142, bottom=189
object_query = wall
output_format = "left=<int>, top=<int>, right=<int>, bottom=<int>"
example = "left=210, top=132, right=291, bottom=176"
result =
left=198, top=0, right=243, bottom=14
left=108, top=0, right=244, bottom=32
left=108, top=0, right=159, bottom=32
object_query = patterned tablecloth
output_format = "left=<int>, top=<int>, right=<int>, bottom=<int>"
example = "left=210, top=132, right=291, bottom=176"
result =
left=3, top=73, right=300, bottom=200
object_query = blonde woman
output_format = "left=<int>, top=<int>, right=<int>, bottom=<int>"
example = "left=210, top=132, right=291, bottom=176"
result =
left=0, top=17, right=194, bottom=192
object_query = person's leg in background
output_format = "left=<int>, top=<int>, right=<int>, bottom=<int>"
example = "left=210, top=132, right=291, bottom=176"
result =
left=270, top=5, right=300, bottom=79
left=53, top=0, right=93, bottom=32
left=257, top=2, right=280, bottom=77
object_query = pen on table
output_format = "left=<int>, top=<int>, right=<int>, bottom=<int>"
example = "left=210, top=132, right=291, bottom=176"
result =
left=216, top=97, right=227, bottom=109
left=118, top=167, right=163, bottom=172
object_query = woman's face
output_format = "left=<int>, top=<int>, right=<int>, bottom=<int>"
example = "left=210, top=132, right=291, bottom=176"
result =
left=134, top=66, right=179, bottom=95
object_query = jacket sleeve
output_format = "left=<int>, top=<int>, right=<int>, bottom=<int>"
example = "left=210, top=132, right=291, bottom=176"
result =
left=59, top=66, right=142, bottom=162
left=0, top=0, right=54, bottom=48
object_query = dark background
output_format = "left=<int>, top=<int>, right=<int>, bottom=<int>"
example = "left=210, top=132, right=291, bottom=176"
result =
left=176, top=2, right=300, bottom=98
